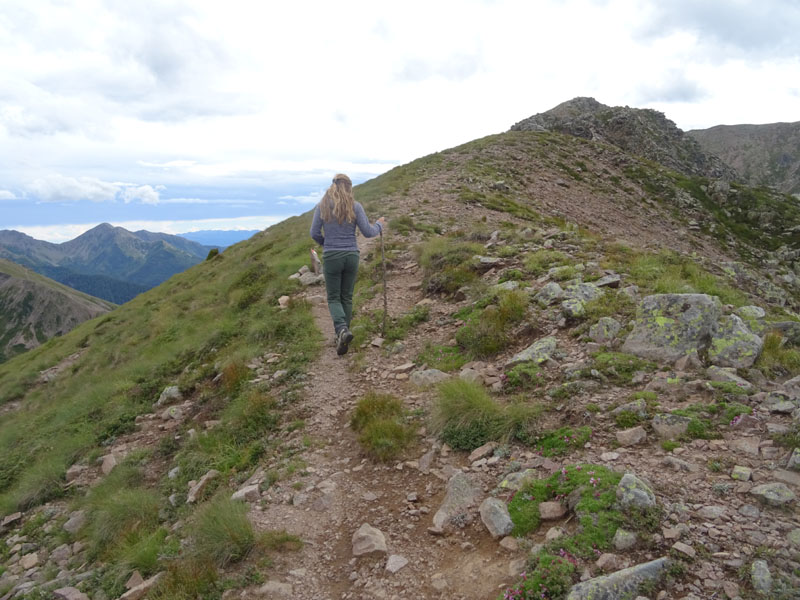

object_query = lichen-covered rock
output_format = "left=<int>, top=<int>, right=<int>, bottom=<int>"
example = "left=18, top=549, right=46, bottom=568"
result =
left=709, top=315, right=764, bottom=368
left=534, top=282, right=563, bottom=307
left=771, top=321, right=800, bottom=346
left=750, top=559, right=772, bottom=595
left=735, top=306, right=767, bottom=335
left=566, top=557, right=670, bottom=600
left=154, top=385, right=182, bottom=407
left=784, top=374, right=800, bottom=399
left=610, top=399, right=647, bottom=418
left=613, top=529, right=637, bottom=551
left=787, top=448, right=800, bottom=471
left=561, top=298, right=586, bottom=319
left=563, top=282, right=604, bottom=303
left=622, top=294, right=722, bottom=364
left=651, top=414, right=692, bottom=440
left=589, top=317, right=622, bottom=344
left=749, top=482, right=796, bottom=507
left=505, top=336, right=557, bottom=368
left=616, top=473, right=656, bottom=510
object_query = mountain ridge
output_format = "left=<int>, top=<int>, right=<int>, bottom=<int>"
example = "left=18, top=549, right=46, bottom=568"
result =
left=0, top=223, right=216, bottom=302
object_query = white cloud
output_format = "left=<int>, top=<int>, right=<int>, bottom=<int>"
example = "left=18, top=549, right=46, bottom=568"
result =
left=121, top=184, right=161, bottom=205
left=0, top=190, right=16, bottom=200
left=27, top=174, right=119, bottom=203
left=279, top=190, right=325, bottom=205
left=9, top=215, right=287, bottom=243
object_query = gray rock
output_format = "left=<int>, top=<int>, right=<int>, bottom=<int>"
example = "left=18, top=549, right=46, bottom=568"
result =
left=706, top=365, right=753, bottom=391
left=65, top=464, right=86, bottom=483
left=154, top=385, right=182, bottom=407
left=538, top=501, right=567, bottom=520
left=709, top=315, right=763, bottom=368
left=491, top=280, right=520, bottom=293
left=187, top=469, right=220, bottom=504
left=467, top=441, right=498, bottom=463
left=622, top=294, right=722, bottom=363
left=119, top=573, right=164, bottom=600
left=788, top=528, right=800, bottom=547
left=253, top=581, right=294, bottom=597
left=63, top=511, right=86, bottom=535
left=231, top=485, right=260, bottom=502
left=616, top=426, right=646, bottom=447
left=385, top=554, right=408, bottom=574
left=561, top=298, right=586, bottom=319
left=505, top=336, right=558, bottom=368
left=534, top=282, right=564, bottom=307
left=433, top=472, right=482, bottom=530
left=160, top=405, right=183, bottom=421
left=564, top=282, right=604, bottom=303
left=750, top=559, right=772, bottom=595
left=613, top=529, right=637, bottom=551
left=611, top=399, right=647, bottom=418
left=352, top=523, right=387, bottom=557
left=787, top=448, right=800, bottom=471
left=498, top=469, right=537, bottom=491
left=616, top=473, right=656, bottom=510
left=651, top=414, right=691, bottom=440
left=298, top=272, right=324, bottom=286
left=771, top=321, right=800, bottom=346
left=594, top=273, right=621, bottom=288
left=410, top=369, right=450, bottom=387
left=749, top=482, right=796, bottom=507
left=735, top=306, right=766, bottom=320
left=566, top=557, right=670, bottom=600
left=696, top=505, right=725, bottom=520
left=784, top=374, right=800, bottom=399
left=589, top=317, right=622, bottom=344
left=479, top=497, right=513, bottom=538
left=732, top=466, right=753, bottom=481
left=53, top=588, right=89, bottom=600
left=50, top=544, right=72, bottom=564
left=100, top=453, right=119, bottom=475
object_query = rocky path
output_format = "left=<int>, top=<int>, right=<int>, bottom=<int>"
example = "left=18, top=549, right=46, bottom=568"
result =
left=246, top=236, right=516, bottom=599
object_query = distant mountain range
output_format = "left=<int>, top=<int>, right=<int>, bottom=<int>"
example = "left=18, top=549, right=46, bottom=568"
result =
left=0, top=223, right=215, bottom=304
left=689, top=121, right=800, bottom=196
left=177, top=229, right=260, bottom=247
left=0, top=259, right=113, bottom=362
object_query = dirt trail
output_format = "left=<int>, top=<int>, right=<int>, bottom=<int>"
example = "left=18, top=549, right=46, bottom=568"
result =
left=248, top=235, right=515, bottom=600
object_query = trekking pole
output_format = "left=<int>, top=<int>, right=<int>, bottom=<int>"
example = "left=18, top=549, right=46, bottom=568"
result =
left=380, top=229, right=387, bottom=338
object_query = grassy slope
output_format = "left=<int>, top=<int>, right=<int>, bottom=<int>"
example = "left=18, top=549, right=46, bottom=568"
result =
left=0, top=213, right=320, bottom=514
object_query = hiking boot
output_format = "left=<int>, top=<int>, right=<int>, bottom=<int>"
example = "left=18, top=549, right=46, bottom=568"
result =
left=336, top=327, right=354, bottom=356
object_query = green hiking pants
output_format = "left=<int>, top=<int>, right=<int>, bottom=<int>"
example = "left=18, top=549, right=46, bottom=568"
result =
left=322, top=251, right=360, bottom=333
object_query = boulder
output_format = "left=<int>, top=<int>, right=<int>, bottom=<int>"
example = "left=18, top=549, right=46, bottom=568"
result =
left=611, top=399, right=647, bottom=418
left=539, top=501, right=567, bottom=520
left=750, top=559, right=772, bottom=595
left=589, top=317, right=622, bottom=344
left=616, top=473, right=656, bottom=511
left=433, top=472, right=482, bottom=530
left=566, top=557, right=670, bottom=600
left=784, top=374, right=800, bottom=399
left=786, top=448, right=800, bottom=471
left=154, top=385, right=182, bottom=407
left=651, top=414, right=692, bottom=440
left=231, top=485, right=260, bottom=502
left=101, top=453, right=119, bottom=475
left=479, top=497, right=514, bottom=538
left=594, top=273, right=621, bottom=288
left=622, top=294, right=722, bottom=364
left=771, top=321, right=800, bottom=346
left=613, top=529, right=637, bottom=551
left=53, top=588, right=90, bottom=600
left=706, top=366, right=754, bottom=391
left=505, top=336, right=557, bottom=369
left=534, top=282, right=563, bottom=307
left=63, top=510, right=86, bottom=535
left=561, top=298, right=586, bottom=319
left=709, top=315, right=763, bottom=368
left=352, top=523, right=387, bottom=556
left=563, top=282, right=603, bottom=303
left=749, top=482, right=796, bottom=507
left=298, top=272, right=324, bottom=286
left=410, top=369, right=450, bottom=387
left=616, top=426, right=646, bottom=447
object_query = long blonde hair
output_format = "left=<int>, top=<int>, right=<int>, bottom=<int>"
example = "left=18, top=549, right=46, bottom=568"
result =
left=320, top=174, right=356, bottom=224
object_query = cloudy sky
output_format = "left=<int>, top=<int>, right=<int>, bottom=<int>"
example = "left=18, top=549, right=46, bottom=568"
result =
left=2, top=0, right=799, bottom=242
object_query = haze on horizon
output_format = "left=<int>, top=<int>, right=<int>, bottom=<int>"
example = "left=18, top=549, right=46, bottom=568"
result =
left=2, top=0, right=799, bottom=242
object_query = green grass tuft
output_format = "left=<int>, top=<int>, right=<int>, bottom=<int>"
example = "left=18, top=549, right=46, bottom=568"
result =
left=351, top=392, right=413, bottom=462
left=757, top=331, right=800, bottom=377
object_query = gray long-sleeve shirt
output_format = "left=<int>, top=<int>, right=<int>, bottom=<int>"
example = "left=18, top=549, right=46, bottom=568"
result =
left=310, top=201, right=382, bottom=252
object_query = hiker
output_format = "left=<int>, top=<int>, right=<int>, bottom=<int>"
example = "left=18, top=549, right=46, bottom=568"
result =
left=310, top=174, right=386, bottom=355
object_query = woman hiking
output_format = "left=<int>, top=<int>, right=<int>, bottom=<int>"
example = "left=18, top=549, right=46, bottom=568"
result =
left=310, top=174, right=386, bottom=356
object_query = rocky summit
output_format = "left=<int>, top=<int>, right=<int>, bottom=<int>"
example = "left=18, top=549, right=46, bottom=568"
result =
left=0, top=99, right=798, bottom=600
